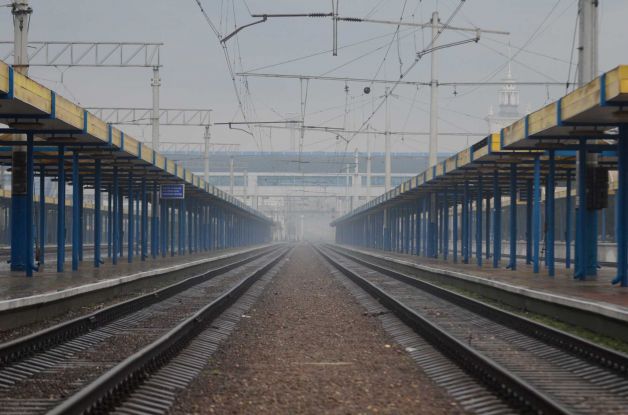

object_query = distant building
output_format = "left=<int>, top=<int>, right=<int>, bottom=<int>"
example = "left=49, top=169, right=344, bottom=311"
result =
left=486, top=63, right=521, bottom=134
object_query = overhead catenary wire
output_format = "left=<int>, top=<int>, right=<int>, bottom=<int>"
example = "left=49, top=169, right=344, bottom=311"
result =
left=344, top=0, right=469, bottom=146
left=193, top=0, right=261, bottom=150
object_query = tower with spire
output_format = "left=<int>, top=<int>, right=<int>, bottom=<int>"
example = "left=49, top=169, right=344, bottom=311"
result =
left=486, top=51, right=521, bottom=134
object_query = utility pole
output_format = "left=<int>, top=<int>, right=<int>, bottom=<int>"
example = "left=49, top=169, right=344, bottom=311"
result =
left=203, top=124, right=211, bottom=182
left=366, top=131, right=372, bottom=200
left=10, top=0, right=32, bottom=272
left=151, top=66, right=161, bottom=150
left=578, top=0, right=598, bottom=86
left=429, top=11, right=439, bottom=168
left=353, top=147, right=359, bottom=209
left=384, top=87, right=391, bottom=192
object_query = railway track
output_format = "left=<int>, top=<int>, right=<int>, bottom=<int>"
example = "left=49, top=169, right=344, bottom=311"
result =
left=0, top=245, right=289, bottom=414
left=317, top=244, right=628, bottom=415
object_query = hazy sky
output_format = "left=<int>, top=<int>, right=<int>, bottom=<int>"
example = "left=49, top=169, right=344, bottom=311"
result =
left=1, top=1, right=627, bottom=155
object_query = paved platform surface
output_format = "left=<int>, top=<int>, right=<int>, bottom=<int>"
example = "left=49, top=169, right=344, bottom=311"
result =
left=0, top=246, right=267, bottom=304
left=337, top=244, right=628, bottom=314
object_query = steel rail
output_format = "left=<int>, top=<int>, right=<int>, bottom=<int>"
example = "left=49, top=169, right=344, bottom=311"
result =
left=327, top=244, right=628, bottom=376
left=48, top=246, right=290, bottom=415
left=315, top=245, right=571, bottom=414
left=0, top=245, right=281, bottom=367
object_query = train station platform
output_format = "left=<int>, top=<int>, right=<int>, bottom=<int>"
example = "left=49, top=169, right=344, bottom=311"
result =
left=334, top=244, right=628, bottom=340
left=0, top=244, right=272, bottom=329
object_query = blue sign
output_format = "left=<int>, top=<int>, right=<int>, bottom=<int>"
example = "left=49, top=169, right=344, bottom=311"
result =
left=160, top=184, right=185, bottom=199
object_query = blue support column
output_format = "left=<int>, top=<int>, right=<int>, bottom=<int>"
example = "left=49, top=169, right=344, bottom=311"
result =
left=613, top=125, right=628, bottom=286
left=508, top=163, right=517, bottom=270
left=476, top=176, right=483, bottom=266
left=135, top=190, right=140, bottom=257
left=152, top=182, right=158, bottom=258
left=178, top=200, right=183, bottom=255
left=493, top=170, right=501, bottom=268
left=415, top=200, right=421, bottom=256
left=188, top=200, right=193, bottom=253
left=161, top=196, right=167, bottom=258
left=210, top=208, right=214, bottom=248
left=170, top=201, right=176, bottom=256
left=443, top=191, right=449, bottom=260
left=39, top=165, right=45, bottom=267
left=107, top=186, right=112, bottom=259
left=526, top=179, right=533, bottom=264
left=118, top=189, right=123, bottom=259
left=565, top=170, right=572, bottom=269
left=439, top=199, right=444, bottom=256
left=127, top=173, right=134, bottom=263
left=94, top=159, right=101, bottom=268
left=112, top=167, right=119, bottom=265
left=575, top=138, right=598, bottom=279
left=141, top=178, right=147, bottom=261
left=547, top=151, right=556, bottom=276
left=78, top=177, right=84, bottom=262
left=25, top=134, right=34, bottom=276
left=10, top=143, right=28, bottom=272
left=462, top=181, right=469, bottom=264
left=420, top=199, right=426, bottom=256
left=485, top=197, right=491, bottom=261
left=532, top=156, right=541, bottom=273
left=71, top=152, right=80, bottom=271
left=383, top=208, right=391, bottom=251
left=55, top=155, right=68, bottom=270
left=453, top=186, right=458, bottom=263
left=170, top=200, right=178, bottom=256
left=404, top=206, right=410, bottom=254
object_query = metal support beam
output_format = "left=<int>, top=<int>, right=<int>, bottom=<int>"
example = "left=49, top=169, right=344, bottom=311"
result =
left=78, top=176, right=84, bottom=262
left=485, top=196, right=490, bottom=261
left=57, top=146, right=65, bottom=272
left=141, top=178, right=147, bottom=261
left=493, top=170, right=502, bottom=268
left=415, top=200, right=421, bottom=256
left=443, top=191, right=449, bottom=260
left=94, top=159, right=101, bottom=267
left=112, top=166, right=119, bottom=265
left=25, top=133, right=34, bottom=277
left=613, top=125, right=628, bottom=286
left=547, top=151, right=556, bottom=276
left=565, top=170, right=572, bottom=269
left=72, top=152, right=80, bottom=271
left=38, top=164, right=45, bottom=267
left=532, top=156, right=541, bottom=273
left=107, top=186, right=112, bottom=259
left=476, top=176, right=483, bottom=267
left=526, top=179, right=533, bottom=264
left=127, top=172, right=133, bottom=263
left=575, top=138, right=598, bottom=279
left=170, top=201, right=175, bottom=256
left=508, top=163, right=517, bottom=270
left=453, top=186, right=458, bottom=263
left=463, top=180, right=469, bottom=264
left=152, top=182, right=158, bottom=258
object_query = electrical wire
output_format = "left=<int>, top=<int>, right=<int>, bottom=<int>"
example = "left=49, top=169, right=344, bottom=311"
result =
left=345, top=0, right=468, bottom=145
left=193, top=0, right=261, bottom=149
left=440, top=0, right=568, bottom=100
left=245, top=27, right=417, bottom=73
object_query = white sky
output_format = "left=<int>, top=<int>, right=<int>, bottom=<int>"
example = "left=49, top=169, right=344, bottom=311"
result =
left=1, top=0, right=626, bottom=156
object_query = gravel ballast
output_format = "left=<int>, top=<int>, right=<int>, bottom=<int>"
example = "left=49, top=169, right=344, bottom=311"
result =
left=172, top=244, right=461, bottom=414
